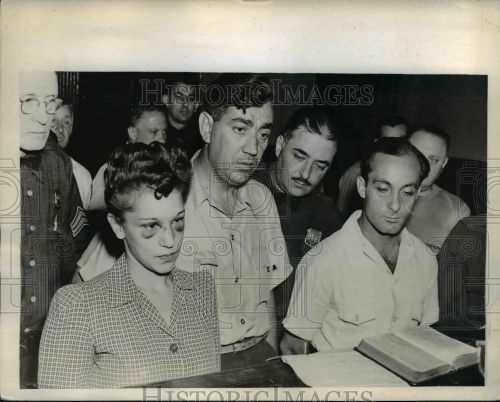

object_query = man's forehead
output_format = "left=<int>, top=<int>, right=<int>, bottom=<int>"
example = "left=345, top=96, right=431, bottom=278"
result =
left=173, top=82, right=195, bottom=93
left=286, top=128, right=336, bottom=161
left=410, top=131, right=447, bottom=149
left=369, top=152, right=420, bottom=183
left=20, top=72, right=58, bottom=97
left=57, top=105, right=72, bottom=116
left=141, top=110, right=165, bottom=120
left=221, top=103, right=273, bottom=120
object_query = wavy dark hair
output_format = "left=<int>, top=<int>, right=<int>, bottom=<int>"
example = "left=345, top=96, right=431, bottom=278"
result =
left=282, top=107, right=339, bottom=143
left=203, top=73, right=273, bottom=121
left=360, top=137, right=430, bottom=185
left=104, top=142, right=191, bottom=221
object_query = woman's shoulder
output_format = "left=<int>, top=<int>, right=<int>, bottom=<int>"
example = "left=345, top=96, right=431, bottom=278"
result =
left=174, top=267, right=215, bottom=290
left=56, top=269, right=112, bottom=303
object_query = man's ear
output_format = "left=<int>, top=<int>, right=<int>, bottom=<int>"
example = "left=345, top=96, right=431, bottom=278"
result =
left=442, top=156, right=449, bottom=169
left=107, top=213, right=125, bottom=240
left=127, top=127, right=137, bottom=143
left=275, top=135, right=285, bottom=158
left=199, top=111, right=213, bottom=144
left=356, top=176, right=367, bottom=199
left=162, top=94, right=170, bottom=108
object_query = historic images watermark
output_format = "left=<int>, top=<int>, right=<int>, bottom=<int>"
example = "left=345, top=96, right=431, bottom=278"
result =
left=143, top=388, right=374, bottom=401
left=138, top=78, right=375, bottom=107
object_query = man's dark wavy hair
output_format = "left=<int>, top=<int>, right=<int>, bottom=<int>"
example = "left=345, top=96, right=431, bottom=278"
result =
left=360, top=137, right=430, bottom=185
left=104, top=142, right=191, bottom=221
left=282, top=107, right=339, bottom=143
left=203, top=73, right=273, bottom=121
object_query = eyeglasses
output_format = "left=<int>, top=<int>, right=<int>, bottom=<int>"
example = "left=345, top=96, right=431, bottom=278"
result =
left=19, top=97, right=58, bottom=115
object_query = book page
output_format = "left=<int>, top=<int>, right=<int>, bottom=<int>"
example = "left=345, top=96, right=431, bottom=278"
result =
left=281, top=351, right=409, bottom=387
left=395, top=327, right=478, bottom=369
left=358, top=333, right=449, bottom=382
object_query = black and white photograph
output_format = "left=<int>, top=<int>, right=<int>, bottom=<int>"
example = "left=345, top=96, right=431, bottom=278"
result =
left=1, top=1, right=499, bottom=400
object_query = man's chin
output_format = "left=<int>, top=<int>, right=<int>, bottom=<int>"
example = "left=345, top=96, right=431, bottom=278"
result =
left=21, top=133, right=50, bottom=152
left=227, top=171, right=253, bottom=187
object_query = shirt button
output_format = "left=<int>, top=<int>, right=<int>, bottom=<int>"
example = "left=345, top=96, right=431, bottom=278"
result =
left=240, top=318, right=245, bottom=325
left=29, top=225, right=36, bottom=232
left=24, top=327, right=31, bottom=334
left=26, top=189, right=33, bottom=197
left=169, top=343, right=178, bottom=353
left=29, top=260, right=36, bottom=267
left=30, top=295, right=37, bottom=303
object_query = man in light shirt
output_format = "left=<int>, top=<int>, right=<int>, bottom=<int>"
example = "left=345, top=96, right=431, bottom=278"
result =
left=407, top=126, right=470, bottom=252
left=281, top=137, right=439, bottom=354
left=88, top=104, right=167, bottom=210
left=175, top=74, right=292, bottom=370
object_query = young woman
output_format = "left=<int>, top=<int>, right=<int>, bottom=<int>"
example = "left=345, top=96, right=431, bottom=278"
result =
left=38, top=142, right=220, bottom=388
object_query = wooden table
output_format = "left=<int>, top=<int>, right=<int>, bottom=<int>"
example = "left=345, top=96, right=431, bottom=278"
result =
left=145, top=326, right=484, bottom=388
left=146, top=358, right=483, bottom=388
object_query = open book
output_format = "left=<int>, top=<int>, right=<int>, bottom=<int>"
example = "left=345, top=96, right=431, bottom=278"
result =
left=281, top=351, right=409, bottom=387
left=356, top=326, right=479, bottom=383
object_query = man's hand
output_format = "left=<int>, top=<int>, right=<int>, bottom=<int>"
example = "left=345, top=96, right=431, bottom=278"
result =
left=280, top=331, right=311, bottom=355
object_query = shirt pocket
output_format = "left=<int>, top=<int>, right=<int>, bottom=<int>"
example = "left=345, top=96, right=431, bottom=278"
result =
left=411, top=300, right=424, bottom=325
left=337, top=303, right=377, bottom=326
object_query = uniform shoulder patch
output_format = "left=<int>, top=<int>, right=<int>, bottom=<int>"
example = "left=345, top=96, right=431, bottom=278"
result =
left=70, top=206, right=89, bottom=238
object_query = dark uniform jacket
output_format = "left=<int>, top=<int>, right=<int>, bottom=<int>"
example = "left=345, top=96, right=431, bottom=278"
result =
left=165, top=117, right=204, bottom=158
left=20, top=135, right=92, bottom=388
left=253, top=167, right=344, bottom=323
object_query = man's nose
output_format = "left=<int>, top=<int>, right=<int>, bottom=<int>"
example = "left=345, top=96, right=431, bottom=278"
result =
left=33, top=104, right=49, bottom=125
left=388, top=193, right=401, bottom=212
left=299, top=161, right=313, bottom=180
left=242, top=132, right=258, bottom=156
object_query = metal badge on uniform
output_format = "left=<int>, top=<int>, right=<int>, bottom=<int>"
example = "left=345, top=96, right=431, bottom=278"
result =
left=70, top=206, right=89, bottom=238
left=304, top=228, right=322, bottom=248
left=54, top=190, right=61, bottom=209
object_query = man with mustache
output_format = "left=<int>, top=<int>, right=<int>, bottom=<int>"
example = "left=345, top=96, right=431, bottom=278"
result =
left=175, top=74, right=291, bottom=370
left=281, top=137, right=439, bottom=354
left=254, top=107, right=344, bottom=326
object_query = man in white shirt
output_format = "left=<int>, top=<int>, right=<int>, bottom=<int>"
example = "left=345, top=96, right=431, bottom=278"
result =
left=281, top=137, right=439, bottom=354
left=175, top=74, right=292, bottom=370
left=88, top=104, right=167, bottom=210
